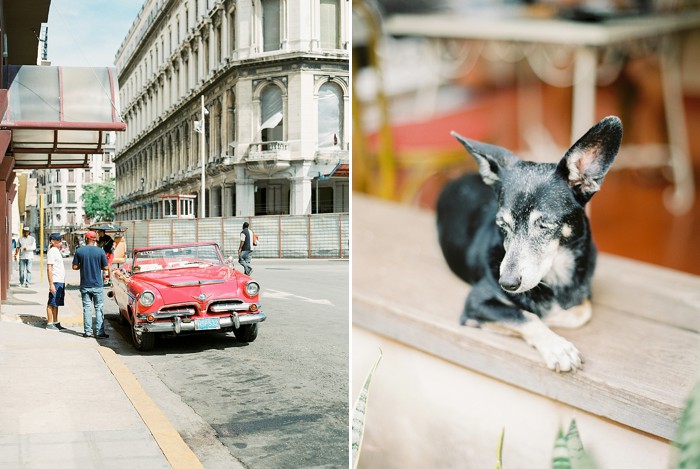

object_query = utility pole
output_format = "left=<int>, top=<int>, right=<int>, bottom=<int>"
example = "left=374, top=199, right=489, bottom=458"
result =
left=194, top=95, right=209, bottom=218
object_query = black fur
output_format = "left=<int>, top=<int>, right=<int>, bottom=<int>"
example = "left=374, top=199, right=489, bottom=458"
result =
left=437, top=116, right=622, bottom=326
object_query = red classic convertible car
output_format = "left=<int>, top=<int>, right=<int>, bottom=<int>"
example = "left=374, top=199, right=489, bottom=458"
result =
left=109, top=241, right=265, bottom=351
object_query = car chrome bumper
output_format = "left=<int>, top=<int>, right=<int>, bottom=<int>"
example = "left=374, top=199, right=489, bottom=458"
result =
left=134, top=312, right=267, bottom=334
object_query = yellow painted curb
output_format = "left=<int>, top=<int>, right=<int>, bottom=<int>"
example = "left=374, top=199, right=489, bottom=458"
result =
left=63, top=289, right=202, bottom=468
left=97, top=346, right=205, bottom=469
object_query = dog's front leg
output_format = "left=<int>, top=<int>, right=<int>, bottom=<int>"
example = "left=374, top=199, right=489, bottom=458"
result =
left=505, top=311, right=583, bottom=373
left=461, top=283, right=583, bottom=372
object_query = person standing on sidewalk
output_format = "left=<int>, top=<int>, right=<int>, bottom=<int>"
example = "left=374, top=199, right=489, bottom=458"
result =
left=97, top=229, right=114, bottom=285
left=14, top=227, right=36, bottom=287
left=238, top=221, right=255, bottom=275
left=72, top=231, right=110, bottom=338
left=46, top=233, right=66, bottom=331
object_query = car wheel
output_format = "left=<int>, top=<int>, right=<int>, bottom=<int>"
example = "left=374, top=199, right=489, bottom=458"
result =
left=131, top=321, right=155, bottom=351
left=233, top=323, right=258, bottom=342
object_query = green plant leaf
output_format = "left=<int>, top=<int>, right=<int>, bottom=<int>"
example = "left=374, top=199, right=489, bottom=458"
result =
left=567, top=419, right=596, bottom=469
left=552, top=427, right=571, bottom=469
left=352, top=349, right=382, bottom=469
left=676, top=381, right=700, bottom=468
left=495, top=428, right=505, bottom=469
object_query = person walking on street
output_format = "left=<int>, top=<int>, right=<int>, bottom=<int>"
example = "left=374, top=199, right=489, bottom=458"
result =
left=238, top=221, right=255, bottom=275
left=14, top=226, right=36, bottom=287
left=46, top=233, right=66, bottom=331
left=72, top=231, right=110, bottom=338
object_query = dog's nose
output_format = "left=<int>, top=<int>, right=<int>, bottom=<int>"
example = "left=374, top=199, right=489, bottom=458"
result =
left=499, top=274, right=522, bottom=292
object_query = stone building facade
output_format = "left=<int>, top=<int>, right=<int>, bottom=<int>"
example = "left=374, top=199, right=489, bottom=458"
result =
left=113, top=0, right=349, bottom=220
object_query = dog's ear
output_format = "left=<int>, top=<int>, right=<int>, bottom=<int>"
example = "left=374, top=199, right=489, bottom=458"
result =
left=557, top=116, right=622, bottom=205
left=451, top=131, right=516, bottom=186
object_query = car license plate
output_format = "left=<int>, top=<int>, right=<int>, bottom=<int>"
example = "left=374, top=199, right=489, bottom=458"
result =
left=195, top=318, right=220, bottom=330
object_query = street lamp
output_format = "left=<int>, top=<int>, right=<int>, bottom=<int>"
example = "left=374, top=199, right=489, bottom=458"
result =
left=194, top=95, right=209, bottom=218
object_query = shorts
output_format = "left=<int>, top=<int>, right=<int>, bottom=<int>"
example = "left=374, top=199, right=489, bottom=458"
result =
left=48, top=283, right=65, bottom=307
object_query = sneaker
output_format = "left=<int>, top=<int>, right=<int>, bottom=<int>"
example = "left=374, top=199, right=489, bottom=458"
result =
left=55, top=323, right=66, bottom=330
left=96, top=333, right=109, bottom=339
left=82, top=333, right=92, bottom=338
left=46, top=323, right=59, bottom=331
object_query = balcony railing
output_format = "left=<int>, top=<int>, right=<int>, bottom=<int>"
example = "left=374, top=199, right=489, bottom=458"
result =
left=247, top=141, right=290, bottom=157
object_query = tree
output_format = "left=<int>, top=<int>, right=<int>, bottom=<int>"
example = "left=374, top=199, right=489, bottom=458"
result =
left=82, top=179, right=115, bottom=222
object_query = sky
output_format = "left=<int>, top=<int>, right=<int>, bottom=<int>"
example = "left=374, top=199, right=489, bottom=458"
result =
left=46, top=0, right=146, bottom=68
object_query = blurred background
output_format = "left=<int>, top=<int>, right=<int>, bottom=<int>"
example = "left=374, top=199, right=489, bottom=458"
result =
left=352, top=0, right=700, bottom=275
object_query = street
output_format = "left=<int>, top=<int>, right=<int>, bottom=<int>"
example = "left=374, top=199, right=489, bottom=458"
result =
left=63, top=258, right=349, bottom=469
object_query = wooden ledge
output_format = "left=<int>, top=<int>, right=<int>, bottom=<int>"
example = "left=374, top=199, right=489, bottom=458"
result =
left=352, top=194, right=700, bottom=441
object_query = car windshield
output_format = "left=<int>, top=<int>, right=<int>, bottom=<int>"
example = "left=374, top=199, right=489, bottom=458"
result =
left=132, top=244, right=223, bottom=273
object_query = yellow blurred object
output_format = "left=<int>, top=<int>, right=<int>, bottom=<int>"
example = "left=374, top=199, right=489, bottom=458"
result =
left=352, top=0, right=396, bottom=200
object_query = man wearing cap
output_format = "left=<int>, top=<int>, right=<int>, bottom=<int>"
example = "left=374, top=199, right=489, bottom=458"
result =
left=72, top=231, right=110, bottom=338
left=46, top=233, right=66, bottom=331
left=14, top=227, right=36, bottom=287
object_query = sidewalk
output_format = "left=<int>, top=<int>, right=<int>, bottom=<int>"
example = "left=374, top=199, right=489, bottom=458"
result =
left=0, top=259, right=202, bottom=469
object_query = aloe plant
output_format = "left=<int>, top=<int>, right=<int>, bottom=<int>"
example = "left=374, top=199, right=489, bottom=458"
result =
left=352, top=349, right=382, bottom=469
left=552, top=419, right=596, bottom=469
left=676, top=380, right=700, bottom=468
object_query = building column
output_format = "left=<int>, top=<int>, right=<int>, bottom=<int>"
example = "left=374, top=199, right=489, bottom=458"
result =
left=290, top=176, right=312, bottom=215
left=223, top=184, right=235, bottom=216
left=221, top=8, right=230, bottom=60
left=235, top=180, right=255, bottom=216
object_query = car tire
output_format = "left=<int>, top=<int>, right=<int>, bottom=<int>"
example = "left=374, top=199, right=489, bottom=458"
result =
left=233, top=323, right=258, bottom=342
left=131, top=321, right=155, bottom=351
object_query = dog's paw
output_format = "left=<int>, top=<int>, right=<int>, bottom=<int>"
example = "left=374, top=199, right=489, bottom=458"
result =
left=532, top=334, right=583, bottom=373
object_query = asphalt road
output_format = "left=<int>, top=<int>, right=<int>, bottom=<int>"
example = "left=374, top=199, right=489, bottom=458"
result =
left=88, top=258, right=349, bottom=469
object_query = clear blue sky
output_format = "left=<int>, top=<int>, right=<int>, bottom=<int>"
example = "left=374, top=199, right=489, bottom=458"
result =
left=46, top=0, right=145, bottom=68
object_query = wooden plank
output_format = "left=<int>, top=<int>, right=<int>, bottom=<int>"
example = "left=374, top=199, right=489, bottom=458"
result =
left=594, top=255, right=700, bottom=332
left=352, top=194, right=700, bottom=440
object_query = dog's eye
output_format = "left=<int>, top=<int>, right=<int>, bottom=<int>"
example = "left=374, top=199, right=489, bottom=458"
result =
left=539, top=222, right=557, bottom=231
left=495, top=219, right=510, bottom=232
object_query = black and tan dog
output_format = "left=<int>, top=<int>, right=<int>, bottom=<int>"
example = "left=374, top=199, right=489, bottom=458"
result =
left=437, top=116, right=622, bottom=372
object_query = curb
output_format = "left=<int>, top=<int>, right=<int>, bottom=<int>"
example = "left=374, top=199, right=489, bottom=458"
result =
left=97, top=346, right=204, bottom=469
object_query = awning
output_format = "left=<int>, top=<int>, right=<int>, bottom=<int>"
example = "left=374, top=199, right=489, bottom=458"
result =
left=322, top=162, right=349, bottom=178
left=332, top=163, right=349, bottom=178
left=1, top=65, right=126, bottom=170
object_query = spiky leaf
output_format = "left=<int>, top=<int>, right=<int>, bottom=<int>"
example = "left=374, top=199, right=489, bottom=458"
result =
left=676, top=381, right=700, bottom=468
left=352, top=349, right=382, bottom=469
left=552, top=427, right=571, bottom=469
left=495, top=428, right=505, bottom=469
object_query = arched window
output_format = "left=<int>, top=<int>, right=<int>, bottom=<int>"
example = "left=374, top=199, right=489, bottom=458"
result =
left=320, top=0, right=340, bottom=49
left=262, top=0, right=281, bottom=51
left=318, top=82, right=343, bottom=148
left=260, top=85, right=283, bottom=144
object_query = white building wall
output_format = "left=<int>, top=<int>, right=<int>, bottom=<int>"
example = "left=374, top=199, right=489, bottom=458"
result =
left=113, top=0, right=349, bottom=220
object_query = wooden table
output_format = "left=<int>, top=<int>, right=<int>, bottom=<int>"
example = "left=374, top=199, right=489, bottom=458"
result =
left=353, top=194, right=700, bottom=445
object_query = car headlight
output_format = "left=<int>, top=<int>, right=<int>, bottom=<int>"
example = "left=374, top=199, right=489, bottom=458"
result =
left=245, top=281, right=260, bottom=297
left=139, top=290, right=156, bottom=307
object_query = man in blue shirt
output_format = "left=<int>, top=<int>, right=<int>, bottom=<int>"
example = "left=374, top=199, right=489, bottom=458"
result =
left=72, top=231, right=110, bottom=338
